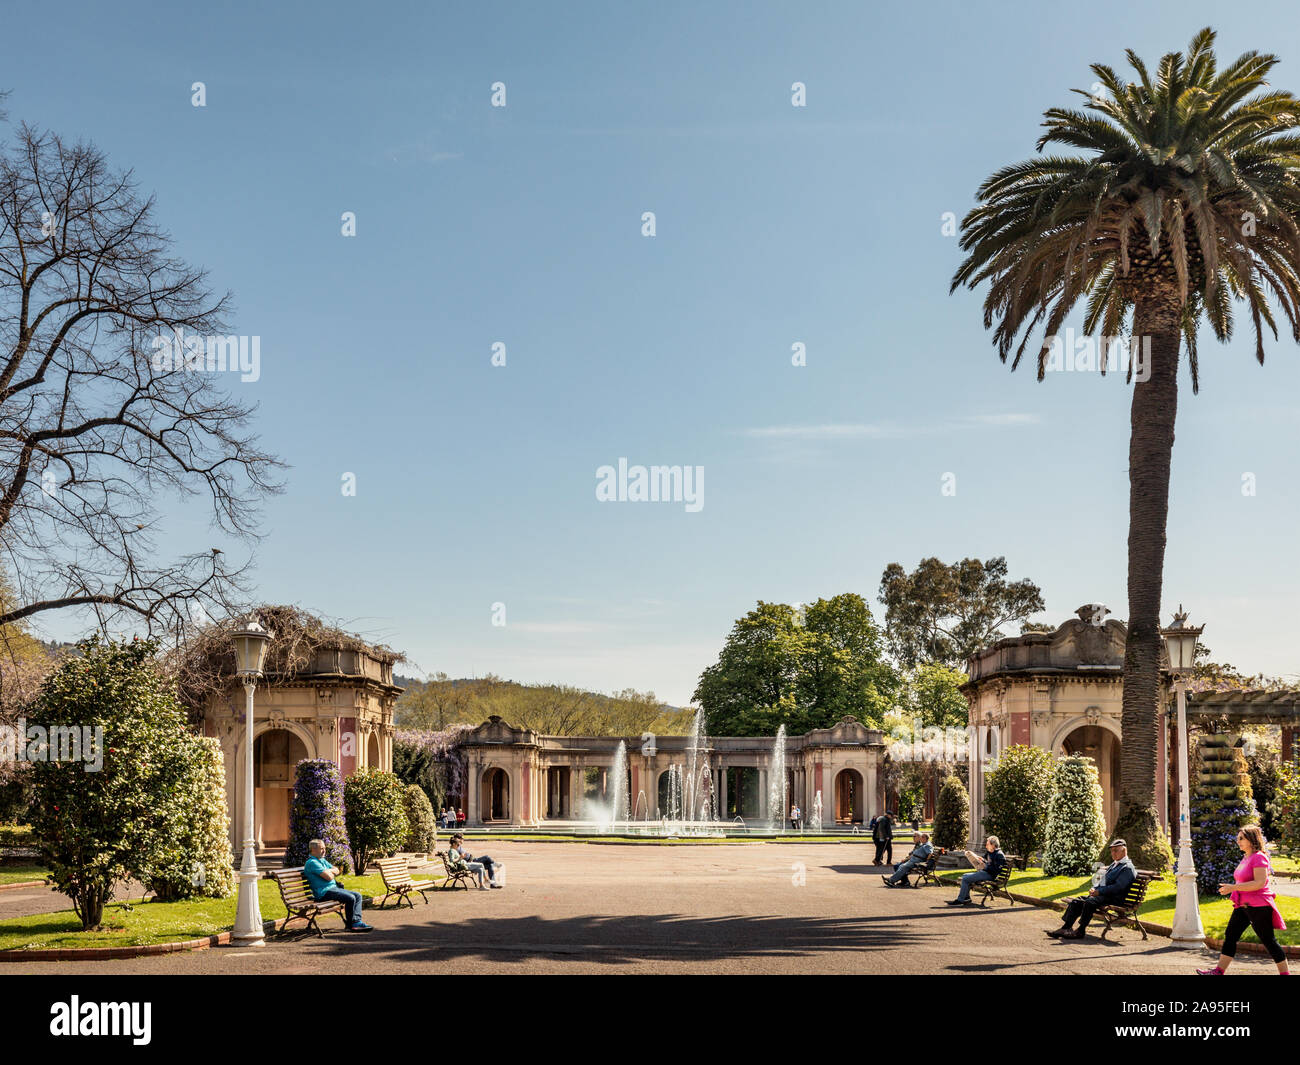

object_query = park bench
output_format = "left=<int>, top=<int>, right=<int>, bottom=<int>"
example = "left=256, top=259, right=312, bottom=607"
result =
left=269, top=867, right=347, bottom=938
left=1093, top=870, right=1163, bottom=941
left=904, top=849, right=944, bottom=888
left=375, top=856, right=437, bottom=908
left=435, top=850, right=473, bottom=890
left=971, top=856, right=1019, bottom=907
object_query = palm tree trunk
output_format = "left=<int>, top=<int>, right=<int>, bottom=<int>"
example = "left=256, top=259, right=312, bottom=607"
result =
left=1112, top=289, right=1179, bottom=871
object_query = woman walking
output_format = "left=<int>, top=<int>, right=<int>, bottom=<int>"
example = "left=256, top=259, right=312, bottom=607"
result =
left=1198, top=825, right=1289, bottom=975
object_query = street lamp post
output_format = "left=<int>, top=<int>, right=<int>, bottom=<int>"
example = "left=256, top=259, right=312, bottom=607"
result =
left=231, top=619, right=273, bottom=947
left=1161, top=606, right=1205, bottom=947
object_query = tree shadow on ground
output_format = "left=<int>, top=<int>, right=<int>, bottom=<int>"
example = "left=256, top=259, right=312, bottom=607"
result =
left=284, top=911, right=931, bottom=966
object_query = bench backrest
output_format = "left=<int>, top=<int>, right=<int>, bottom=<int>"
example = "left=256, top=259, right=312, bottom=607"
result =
left=994, top=860, right=1016, bottom=886
left=376, top=856, right=412, bottom=886
left=1116, top=871, right=1161, bottom=908
left=271, top=868, right=318, bottom=909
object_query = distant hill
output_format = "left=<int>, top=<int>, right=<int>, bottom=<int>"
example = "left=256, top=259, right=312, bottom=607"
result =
left=393, top=674, right=696, bottom=737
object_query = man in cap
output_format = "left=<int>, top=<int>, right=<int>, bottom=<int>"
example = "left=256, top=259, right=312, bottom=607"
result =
left=1046, top=839, right=1136, bottom=940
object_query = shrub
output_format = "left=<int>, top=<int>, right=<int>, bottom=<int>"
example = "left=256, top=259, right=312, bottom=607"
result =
left=932, top=774, right=969, bottom=850
left=286, top=759, right=353, bottom=873
left=344, top=767, right=409, bottom=873
left=146, top=734, right=236, bottom=900
left=982, top=744, right=1055, bottom=867
left=1243, top=741, right=1282, bottom=841
left=1191, top=736, right=1258, bottom=895
left=28, top=635, right=200, bottom=929
left=402, top=784, right=437, bottom=854
left=1270, top=759, right=1300, bottom=857
left=1042, top=756, right=1107, bottom=877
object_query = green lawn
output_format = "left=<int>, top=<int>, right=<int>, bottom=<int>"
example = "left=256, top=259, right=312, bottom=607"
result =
left=0, top=872, right=394, bottom=952
left=1271, top=853, right=1300, bottom=875
left=938, top=868, right=1300, bottom=944
left=0, top=864, right=47, bottom=886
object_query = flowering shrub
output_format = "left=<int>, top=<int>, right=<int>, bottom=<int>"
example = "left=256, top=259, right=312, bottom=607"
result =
left=393, top=726, right=470, bottom=811
left=344, top=767, right=409, bottom=872
left=402, top=783, right=438, bottom=854
left=147, top=735, right=235, bottom=900
left=1191, top=736, right=1257, bottom=895
left=932, top=774, right=969, bottom=850
left=1270, top=760, right=1300, bottom=858
left=1042, top=756, right=1107, bottom=877
left=286, top=759, right=353, bottom=873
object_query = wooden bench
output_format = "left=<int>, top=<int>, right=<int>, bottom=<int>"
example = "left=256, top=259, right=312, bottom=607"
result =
left=904, top=849, right=945, bottom=888
left=1093, top=871, right=1162, bottom=940
left=435, top=850, right=472, bottom=891
left=971, top=856, right=1019, bottom=907
left=375, top=856, right=437, bottom=908
left=269, top=867, right=347, bottom=938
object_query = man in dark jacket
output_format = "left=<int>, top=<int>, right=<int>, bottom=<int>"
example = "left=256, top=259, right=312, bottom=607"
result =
left=872, top=811, right=894, bottom=866
left=1046, top=839, right=1137, bottom=939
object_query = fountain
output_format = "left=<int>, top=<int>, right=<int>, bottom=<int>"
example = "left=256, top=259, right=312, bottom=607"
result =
left=604, top=740, right=629, bottom=830
left=768, top=724, right=787, bottom=831
left=808, top=789, right=823, bottom=834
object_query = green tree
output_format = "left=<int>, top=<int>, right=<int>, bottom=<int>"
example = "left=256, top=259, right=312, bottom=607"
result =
left=28, top=636, right=199, bottom=928
left=1043, top=756, right=1108, bottom=877
left=982, top=744, right=1056, bottom=868
left=952, top=27, right=1300, bottom=870
left=906, top=663, right=969, bottom=730
left=932, top=774, right=970, bottom=851
left=878, top=557, right=1044, bottom=669
left=344, top=768, right=410, bottom=873
left=695, top=595, right=897, bottom=736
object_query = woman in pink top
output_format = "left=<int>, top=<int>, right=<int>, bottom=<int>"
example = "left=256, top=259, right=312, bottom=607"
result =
left=1197, top=825, right=1289, bottom=975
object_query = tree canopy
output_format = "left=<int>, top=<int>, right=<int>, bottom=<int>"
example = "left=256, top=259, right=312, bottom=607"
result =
left=694, top=593, right=898, bottom=736
left=878, top=557, right=1044, bottom=669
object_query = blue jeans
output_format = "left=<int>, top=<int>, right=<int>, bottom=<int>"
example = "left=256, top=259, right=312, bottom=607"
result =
left=888, top=859, right=920, bottom=884
left=955, top=870, right=992, bottom=901
left=318, top=885, right=365, bottom=926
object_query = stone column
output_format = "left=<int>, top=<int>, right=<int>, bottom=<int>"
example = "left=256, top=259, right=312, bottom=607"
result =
left=467, top=758, right=481, bottom=825
left=718, top=761, right=728, bottom=820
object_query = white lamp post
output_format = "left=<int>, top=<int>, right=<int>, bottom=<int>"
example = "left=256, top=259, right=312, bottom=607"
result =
left=231, top=619, right=273, bottom=947
left=1162, top=606, right=1205, bottom=947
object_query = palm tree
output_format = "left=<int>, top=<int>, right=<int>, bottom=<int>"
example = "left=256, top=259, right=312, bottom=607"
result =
left=951, top=28, right=1300, bottom=870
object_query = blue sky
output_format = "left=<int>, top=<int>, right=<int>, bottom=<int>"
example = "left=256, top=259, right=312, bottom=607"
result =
left=8, top=2, right=1300, bottom=703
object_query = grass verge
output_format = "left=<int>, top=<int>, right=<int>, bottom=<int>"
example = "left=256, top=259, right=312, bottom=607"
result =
left=937, top=868, right=1300, bottom=944
left=0, top=872, right=391, bottom=952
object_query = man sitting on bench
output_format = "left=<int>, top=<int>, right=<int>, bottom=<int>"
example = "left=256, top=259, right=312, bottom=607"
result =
left=304, top=839, right=373, bottom=931
left=1046, top=839, right=1135, bottom=940
left=883, top=832, right=933, bottom=887
left=449, top=833, right=502, bottom=889
left=947, top=835, right=1008, bottom=906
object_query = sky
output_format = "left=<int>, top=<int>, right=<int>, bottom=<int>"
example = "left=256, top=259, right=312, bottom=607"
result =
left=6, top=1, right=1300, bottom=704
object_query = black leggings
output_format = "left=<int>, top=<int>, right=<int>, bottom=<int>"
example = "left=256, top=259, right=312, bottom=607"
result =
left=1222, top=905, right=1286, bottom=963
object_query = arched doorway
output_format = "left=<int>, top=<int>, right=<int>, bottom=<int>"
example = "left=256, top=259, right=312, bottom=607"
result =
left=1058, top=723, right=1121, bottom=831
left=657, top=769, right=676, bottom=819
left=835, top=768, right=864, bottom=824
left=482, top=767, right=511, bottom=822
left=254, top=729, right=308, bottom=848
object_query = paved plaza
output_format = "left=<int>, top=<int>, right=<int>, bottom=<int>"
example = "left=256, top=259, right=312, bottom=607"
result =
left=6, top=842, right=1284, bottom=976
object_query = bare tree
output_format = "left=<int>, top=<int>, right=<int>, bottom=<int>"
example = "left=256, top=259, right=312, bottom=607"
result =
left=0, top=124, right=282, bottom=639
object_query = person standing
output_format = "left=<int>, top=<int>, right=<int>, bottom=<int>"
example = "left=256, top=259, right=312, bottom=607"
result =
left=1198, top=825, right=1290, bottom=975
left=873, top=811, right=894, bottom=866
left=790, top=803, right=801, bottom=831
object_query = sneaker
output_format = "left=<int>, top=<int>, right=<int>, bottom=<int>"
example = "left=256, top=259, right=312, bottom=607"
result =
left=1196, top=966, right=1224, bottom=975
left=490, top=883, right=503, bottom=889
left=348, top=922, right=375, bottom=932
left=945, top=899, right=964, bottom=906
